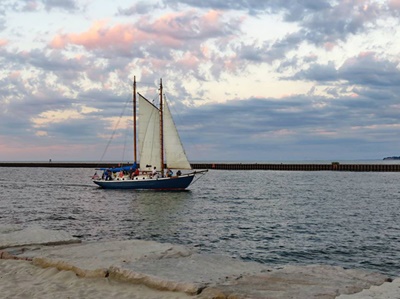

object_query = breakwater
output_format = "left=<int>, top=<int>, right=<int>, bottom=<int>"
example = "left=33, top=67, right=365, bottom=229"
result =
left=1, top=162, right=400, bottom=172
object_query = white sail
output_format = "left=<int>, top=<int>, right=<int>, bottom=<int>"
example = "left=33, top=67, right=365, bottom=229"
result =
left=164, top=99, right=192, bottom=169
left=138, top=94, right=161, bottom=170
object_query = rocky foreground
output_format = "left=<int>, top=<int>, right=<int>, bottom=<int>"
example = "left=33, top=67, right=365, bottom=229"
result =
left=0, top=225, right=399, bottom=299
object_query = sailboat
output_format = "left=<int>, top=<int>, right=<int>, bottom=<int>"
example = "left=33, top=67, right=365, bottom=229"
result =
left=92, top=77, right=207, bottom=190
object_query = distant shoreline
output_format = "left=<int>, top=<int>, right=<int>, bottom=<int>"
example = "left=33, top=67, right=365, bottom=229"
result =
left=1, top=161, right=400, bottom=172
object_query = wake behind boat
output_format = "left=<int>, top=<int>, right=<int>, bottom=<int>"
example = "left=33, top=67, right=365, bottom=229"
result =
left=92, top=77, right=207, bottom=190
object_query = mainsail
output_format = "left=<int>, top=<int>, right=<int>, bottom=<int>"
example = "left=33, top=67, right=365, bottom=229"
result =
left=138, top=93, right=191, bottom=171
left=138, top=94, right=161, bottom=170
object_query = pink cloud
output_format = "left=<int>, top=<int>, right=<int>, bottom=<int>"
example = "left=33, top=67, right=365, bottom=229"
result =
left=324, top=42, right=336, bottom=51
left=358, top=51, right=375, bottom=58
left=50, top=10, right=235, bottom=53
left=47, top=10, right=242, bottom=80
left=203, top=10, right=220, bottom=22
left=137, top=10, right=231, bottom=48
left=177, top=52, right=200, bottom=69
left=22, top=1, right=39, bottom=11
left=0, top=39, right=8, bottom=47
left=50, top=20, right=146, bottom=51
left=50, top=18, right=185, bottom=53
left=9, top=71, right=21, bottom=79
left=343, top=51, right=375, bottom=67
left=389, top=0, right=400, bottom=10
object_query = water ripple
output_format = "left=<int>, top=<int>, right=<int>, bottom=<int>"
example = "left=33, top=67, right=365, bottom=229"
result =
left=0, top=167, right=399, bottom=277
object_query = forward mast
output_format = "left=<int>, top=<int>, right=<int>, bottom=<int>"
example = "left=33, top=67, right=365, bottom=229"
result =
left=159, top=79, right=164, bottom=176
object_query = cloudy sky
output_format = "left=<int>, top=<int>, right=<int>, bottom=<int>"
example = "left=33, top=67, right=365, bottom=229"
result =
left=1, top=0, right=400, bottom=162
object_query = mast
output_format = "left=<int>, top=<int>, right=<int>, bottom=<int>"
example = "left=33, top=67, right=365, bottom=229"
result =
left=133, top=76, right=137, bottom=164
left=159, top=78, right=164, bottom=176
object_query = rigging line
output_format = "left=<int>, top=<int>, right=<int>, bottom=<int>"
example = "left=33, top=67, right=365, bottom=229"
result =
left=120, top=118, right=130, bottom=165
left=191, top=171, right=207, bottom=185
left=97, top=96, right=132, bottom=165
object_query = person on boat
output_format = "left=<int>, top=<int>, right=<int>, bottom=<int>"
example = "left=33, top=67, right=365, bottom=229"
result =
left=167, top=168, right=173, bottom=177
left=130, top=168, right=140, bottom=179
left=176, top=170, right=182, bottom=176
left=103, top=169, right=110, bottom=180
left=151, top=166, right=158, bottom=178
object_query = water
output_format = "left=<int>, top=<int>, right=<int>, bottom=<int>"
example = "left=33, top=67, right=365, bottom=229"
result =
left=0, top=167, right=399, bottom=277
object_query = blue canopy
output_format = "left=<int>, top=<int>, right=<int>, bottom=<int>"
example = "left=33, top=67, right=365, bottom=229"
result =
left=98, top=162, right=137, bottom=173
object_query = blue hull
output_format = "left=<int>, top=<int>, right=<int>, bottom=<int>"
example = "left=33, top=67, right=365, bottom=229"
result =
left=93, top=174, right=195, bottom=190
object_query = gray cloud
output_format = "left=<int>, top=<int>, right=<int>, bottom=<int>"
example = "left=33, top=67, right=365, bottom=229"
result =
left=290, top=62, right=338, bottom=82
left=291, top=53, right=400, bottom=89
left=339, top=54, right=400, bottom=88
left=6, top=0, right=80, bottom=12
left=41, top=0, right=79, bottom=12
left=170, top=0, right=389, bottom=69
left=117, top=2, right=163, bottom=15
left=164, top=0, right=271, bottom=15
left=176, top=88, right=400, bottom=160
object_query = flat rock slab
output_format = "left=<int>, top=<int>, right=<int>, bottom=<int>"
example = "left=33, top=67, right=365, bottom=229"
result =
left=110, top=253, right=270, bottom=294
left=17, top=239, right=192, bottom=278
left=1, top=226, right=394, bottom=298
left=199, top=264, right=391, bottom=299
left=337, top=277, right=400, bottom=299
left=0, top=225, right=80, bottom=249
left=12, top=239, right=268, bottom=294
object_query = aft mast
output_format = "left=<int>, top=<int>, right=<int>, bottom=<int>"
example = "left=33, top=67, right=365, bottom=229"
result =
left=159, top=78, right=164, bottom=176
left=133, top=76, right=137, bottom=164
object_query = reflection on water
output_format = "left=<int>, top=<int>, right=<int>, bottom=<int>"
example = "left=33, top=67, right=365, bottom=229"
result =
left=127, top=191, right=193, bottom=240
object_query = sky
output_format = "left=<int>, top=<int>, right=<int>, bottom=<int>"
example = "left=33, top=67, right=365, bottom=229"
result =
left=1, top=0, right=400, bottom=162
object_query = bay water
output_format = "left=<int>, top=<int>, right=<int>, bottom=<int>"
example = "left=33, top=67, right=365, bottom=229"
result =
left=0, top=167, right=399, bottom=277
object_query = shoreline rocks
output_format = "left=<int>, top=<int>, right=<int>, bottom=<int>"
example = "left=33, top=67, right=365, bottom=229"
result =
left=0, top=226, right=396, bottom=298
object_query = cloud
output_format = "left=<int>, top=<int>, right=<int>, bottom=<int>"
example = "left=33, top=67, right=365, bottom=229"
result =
left=216, top=1, right=389, bottom=69
left=389, top=0, right=400, bottom=10
left=20, top=1, right=40, bottom=12
left=145, top=9, right=237, bottom=40
left=8, top=0, right=80, bottom=12
left=292, top=52, right=400, bottom=89
left=177, top=86, right=400, bottom=160
left=48, top=10, right=244, bottom=81
left=164, top=0, right=271, bottom=14
left=41, top=0, right=79, bottom=12
left=50, top=20, right=135, bottom=51
left=117, top=2, right=162, bottom=15
left=0, top=39, right=8, bottom=47
left=50, top=9, right=237, bottom=54
left=291, top=62, right=338, bottom=82
left=339, top=52, right=400, bottom=87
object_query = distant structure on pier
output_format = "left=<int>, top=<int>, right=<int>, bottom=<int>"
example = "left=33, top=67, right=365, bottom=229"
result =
left=383, top=156, right=400, bottom=160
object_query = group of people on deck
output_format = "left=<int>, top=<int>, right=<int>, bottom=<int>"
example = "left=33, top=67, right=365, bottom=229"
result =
left=151, top=167, right=181, bottom=178
left=98, top=166, right=182, bottom=181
